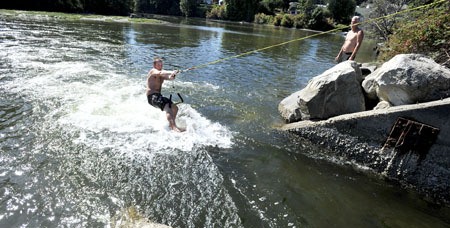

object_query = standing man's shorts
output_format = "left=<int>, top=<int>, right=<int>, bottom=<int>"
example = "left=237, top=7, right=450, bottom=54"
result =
left=148, top=93, right=172, bottom=111
left=337, top=52, right=353, bottom=63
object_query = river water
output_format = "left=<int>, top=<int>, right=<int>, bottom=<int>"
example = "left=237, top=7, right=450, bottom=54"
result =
left=1, top=13, right=449, bottom=227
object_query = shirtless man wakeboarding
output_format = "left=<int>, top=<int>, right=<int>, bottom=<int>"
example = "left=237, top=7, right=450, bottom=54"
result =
left=335, top=16, right=364, bottom=63
left=146, top=57, right=184, bottom=132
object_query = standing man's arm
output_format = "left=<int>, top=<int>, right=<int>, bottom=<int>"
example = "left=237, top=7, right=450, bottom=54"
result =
left=335, top=47, right=344, bottom=62
left=349, top=30, right=364, bottom=60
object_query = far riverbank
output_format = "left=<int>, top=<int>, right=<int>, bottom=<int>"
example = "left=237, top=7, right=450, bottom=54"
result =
left=0, top=9, right=165, bottom=24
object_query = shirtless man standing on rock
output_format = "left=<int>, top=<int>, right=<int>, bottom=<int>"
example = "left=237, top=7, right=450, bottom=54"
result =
left=146, top=57, right=184, bottom=132
left=336, top=16, right=364, bottom=63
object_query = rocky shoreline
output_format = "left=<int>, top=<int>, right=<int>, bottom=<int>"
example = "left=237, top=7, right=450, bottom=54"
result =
left=279, top=54, right=450, bottom=206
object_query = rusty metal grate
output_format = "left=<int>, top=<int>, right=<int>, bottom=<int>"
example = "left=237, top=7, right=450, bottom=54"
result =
left=383, top=117, right=440, bottom=158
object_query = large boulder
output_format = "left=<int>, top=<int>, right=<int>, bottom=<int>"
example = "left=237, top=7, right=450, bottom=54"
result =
left=362, top=54, right=450, bottom=106
left=279, top=61, right=366, bottom=122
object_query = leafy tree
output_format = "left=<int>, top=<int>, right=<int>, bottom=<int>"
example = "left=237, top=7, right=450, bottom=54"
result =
left=44, top=0, right=83, bottom=12
left=281, top=0, right=292, bottom=11
left=272, top=14, right=284, bottom=26
left=164, top=0, right=181, bottom=15
left=180, top=0, right=197, bottom=17
left=0, top=0, right=84, bottom=12
left=206, top=4, right=227, bottom=19
left=327, top=0, right=356, bottom=24
left=84, top=0, right=133, bottom=15
left=367, top=0, right=411, bottom=41
left=134, top=0, right=150, bottom=13
left=111, top=0, right=134, bottom=15
left=0, top=0, right=134, bottom=15
left=260, top=0, right=284, bottom=14
left=297, top=0, right=315, bottom=15
left=307, top=6, right=332, bottom=30
left=293, top=13, right=307, bottom=28
left=280, top=14, right=294, bottom=27
left=294, top=0, right=334, bottom=30
left=226, top=0, right=260, bottom=21
left=134, top=0, right=180, bottom=15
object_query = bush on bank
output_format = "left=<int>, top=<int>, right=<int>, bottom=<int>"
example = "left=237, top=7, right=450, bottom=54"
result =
left=380, top=1, right=450, bottom=68
left=206, top=4, right=227, bottom=20
left=254, top=12, right=334, bottom=31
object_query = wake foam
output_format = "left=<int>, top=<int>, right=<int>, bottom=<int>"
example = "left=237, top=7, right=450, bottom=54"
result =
left=58, top=83, right=233, bottom=153
left=5, top=46, right=233, bottom=153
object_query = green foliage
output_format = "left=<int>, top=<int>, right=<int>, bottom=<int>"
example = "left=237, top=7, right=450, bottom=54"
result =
left=0, top=0, right=134, bottom=15
left=133, top=0, right=145, bottom=13
left=297, top=0, right=315, bottom=15
left=292, top=0, right=334, bottom=30
left=254, top=13, right=274, bottom=24
left=180, top=0, right=197, bottom=17
left=367, top=0, right=406, bottom=41
left=0, top=9, right=165, bottom=24
left=226, top=0, right=260, bottom=22
left=260, top=0, right=284, bottom=14
left=0, top=0, right=336, bottom=29
left=51, top=0, right=84, bottom=12
left=224, top=0, right=242, bottom=20
left=268, top=12, right=333, bottom=31
left=133, top=0, right=180, bottom=15
left=280, top=0, right=292, bottom=11
left=206, top=4, right=227, bottom=20
left=196, top=4, right=210, bottom=18
left=280, top=14, right=294, bottom=27
left=82, top=0, right=134, bottom=15
left=307, top=6, right=332, bottom=30
left=293, top=13, right=307, bottom=29
left=381, top=1, right=450, bottom=68
left=273, top=14, right=284, bottom=26
left=327, top=0, right=356, bottom=24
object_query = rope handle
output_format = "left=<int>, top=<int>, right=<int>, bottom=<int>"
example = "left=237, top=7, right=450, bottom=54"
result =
left=178, top=67, right=196, bottom=73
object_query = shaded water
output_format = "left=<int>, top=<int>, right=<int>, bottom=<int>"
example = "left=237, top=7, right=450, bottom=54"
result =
left=1, top=13, right=449, bottom=227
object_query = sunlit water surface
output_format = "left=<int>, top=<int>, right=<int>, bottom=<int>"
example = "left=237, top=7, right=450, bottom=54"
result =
left=1, top=14, right=449, bottom=227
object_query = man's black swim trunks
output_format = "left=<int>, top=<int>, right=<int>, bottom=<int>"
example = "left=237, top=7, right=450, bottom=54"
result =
left=147, top=93, right=172, bottom=111
left=337, top=52, right=353, bottom=63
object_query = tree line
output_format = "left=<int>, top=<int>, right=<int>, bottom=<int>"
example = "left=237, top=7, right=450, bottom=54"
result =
left=0, top=0, right=361, bottom=22
left=0, top=0, right=133, bottom=16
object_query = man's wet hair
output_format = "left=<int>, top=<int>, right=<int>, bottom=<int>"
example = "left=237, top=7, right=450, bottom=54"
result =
left=153, top=57, right=163, bottom=64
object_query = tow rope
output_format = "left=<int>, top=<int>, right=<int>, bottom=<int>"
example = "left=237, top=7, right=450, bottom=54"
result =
left=176, top=0, right=446, bottom=73
left=167, top=0, right=446, bottom=106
